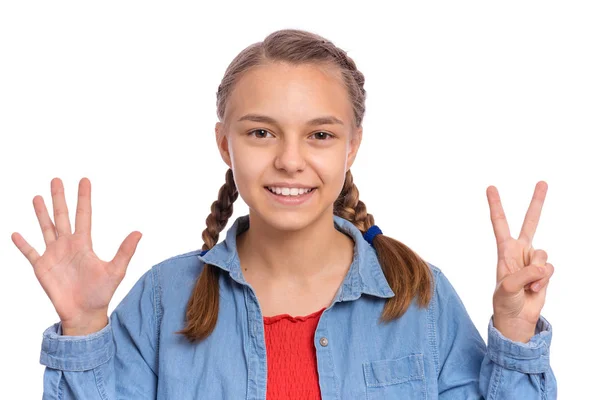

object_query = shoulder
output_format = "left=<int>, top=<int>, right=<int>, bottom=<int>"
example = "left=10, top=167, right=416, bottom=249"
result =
left=426, top=261, right=442, bottom=276
left=148, top=248, right=207, bottom=293
left=425, top=261, right=444, bottom=293
left=424, top=262, right=456, bottom=289
left=422, top=261, right=463, bottom=314
left=154, top=248, right=206, bottom=267
left=121, top=249, right=206, bottom=301
left=423, top=261, right=471, bottom=318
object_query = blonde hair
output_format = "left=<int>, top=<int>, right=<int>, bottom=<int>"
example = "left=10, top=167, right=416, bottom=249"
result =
left=177, top=29, right=432, bottom=342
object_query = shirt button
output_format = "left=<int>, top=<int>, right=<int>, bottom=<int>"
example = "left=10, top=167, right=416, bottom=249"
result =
left=319, top=337, right=329, bottom=347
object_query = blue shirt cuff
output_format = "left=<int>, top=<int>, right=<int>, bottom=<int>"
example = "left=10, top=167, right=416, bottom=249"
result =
left=39, top=320, right=114, bottom=371
left=487, top=315, right=552, bottom=374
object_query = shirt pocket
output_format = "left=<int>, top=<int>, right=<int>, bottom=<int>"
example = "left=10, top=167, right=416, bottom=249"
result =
left=362, top=353, right=426, bottom=400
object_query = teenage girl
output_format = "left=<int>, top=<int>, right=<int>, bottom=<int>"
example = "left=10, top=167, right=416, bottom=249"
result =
left=13, top=29, right=556, bottom=399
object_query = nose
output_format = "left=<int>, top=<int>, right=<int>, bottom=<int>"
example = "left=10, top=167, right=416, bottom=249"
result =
left=274, top=138, right=306, bottom=173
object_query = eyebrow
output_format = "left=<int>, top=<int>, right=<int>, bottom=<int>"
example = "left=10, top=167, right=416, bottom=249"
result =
left=237, top=113, right=344, bottom=126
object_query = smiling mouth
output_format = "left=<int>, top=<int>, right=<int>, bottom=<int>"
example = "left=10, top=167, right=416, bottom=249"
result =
left=264, top=186, right=316, bottom=196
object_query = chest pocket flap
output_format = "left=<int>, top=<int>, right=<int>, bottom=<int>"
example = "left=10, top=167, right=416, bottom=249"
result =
left=363, top=353, right=425, bottom=387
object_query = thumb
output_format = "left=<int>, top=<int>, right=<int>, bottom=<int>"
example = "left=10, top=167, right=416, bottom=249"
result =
left=502, top=264, right=548, bottom=294
left=111, top=231, right=143, bottom=273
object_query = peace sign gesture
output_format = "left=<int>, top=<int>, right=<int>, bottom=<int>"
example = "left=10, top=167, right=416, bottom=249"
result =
left=486, top=181, right=555, bottom=343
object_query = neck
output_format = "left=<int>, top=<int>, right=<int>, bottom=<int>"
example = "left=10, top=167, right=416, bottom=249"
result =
left=237, top=210, right=354, bottom=283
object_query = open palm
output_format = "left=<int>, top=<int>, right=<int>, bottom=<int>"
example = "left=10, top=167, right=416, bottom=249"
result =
left=11, top=178, right=142, bottom=332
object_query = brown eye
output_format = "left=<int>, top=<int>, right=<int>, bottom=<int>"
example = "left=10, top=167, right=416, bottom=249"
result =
left=249, top=129, right=273, bottom=139
left=312, top=132, right=333, bottom=140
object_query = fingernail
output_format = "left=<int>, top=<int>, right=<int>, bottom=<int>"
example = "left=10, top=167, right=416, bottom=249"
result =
left=532, top=283, right=541, bottom=291
left=537, top=266, right=545, bottom=274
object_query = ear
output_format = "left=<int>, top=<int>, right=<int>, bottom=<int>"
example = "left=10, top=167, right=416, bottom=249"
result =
left=346, top=126, right=363, bottom=171
left=215, top=122, right=232, bottom=168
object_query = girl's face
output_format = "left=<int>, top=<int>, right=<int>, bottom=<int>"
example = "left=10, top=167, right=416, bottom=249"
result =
left=216, top=62, right=362, bottom=232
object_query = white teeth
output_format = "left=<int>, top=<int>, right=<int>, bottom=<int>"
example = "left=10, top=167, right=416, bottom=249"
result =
left=268, top=187, right=313, bottom=196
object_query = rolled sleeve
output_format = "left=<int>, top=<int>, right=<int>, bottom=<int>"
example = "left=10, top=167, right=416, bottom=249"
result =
left=487, top=315, right=552, bottom=374
left=40, top=320, right=115, bottom=372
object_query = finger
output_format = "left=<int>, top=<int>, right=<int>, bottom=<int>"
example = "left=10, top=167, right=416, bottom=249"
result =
left=486, top=185, right=511, bottom=246
left=51, top=178, right=72, bottom=237
left=110, top=231, right=143, bottom=274
left=33, top=195, right=57, bottom=245
left=530, top=279, right=551, bottom=293
left=11, top=232, right=41, bottom=266
left=500, top=264, right=548, bottom=294
left=530, top=249, right=548, bottom=267
left=518, top=181, right=548, bottom=245
left=523, top=247, right=548, bottom=290
left=531, top=263, right=554, bottom=292
left=74, top=178, right=92, bottom=235
left=524, top=246, right=534, bottom=269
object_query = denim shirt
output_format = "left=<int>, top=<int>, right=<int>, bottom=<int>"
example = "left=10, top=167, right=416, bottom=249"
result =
left=40, top=214, right=556, bottom=399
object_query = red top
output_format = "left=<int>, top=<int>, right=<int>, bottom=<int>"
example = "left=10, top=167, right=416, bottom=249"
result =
left=263, top=307, right=326, bottom=400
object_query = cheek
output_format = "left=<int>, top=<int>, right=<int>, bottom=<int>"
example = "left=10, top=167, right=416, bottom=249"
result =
left=309, top=148, right=347, bottom=179
left=229, top=141, right=269, bottom=198
left=307, top=149, right=348, bottom=195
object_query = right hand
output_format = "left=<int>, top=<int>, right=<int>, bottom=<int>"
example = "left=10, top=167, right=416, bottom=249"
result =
left=11, top=178, right=142, bottom=335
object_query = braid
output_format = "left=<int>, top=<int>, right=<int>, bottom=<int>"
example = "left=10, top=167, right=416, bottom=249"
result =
left=201, top=168, right=239, bottom=250
left=177, top=168, right=238, bottom=342
left=321, top=44, right=366, bottom=127
left=335, top=169, right=433, bottom=322
left=322, top=43, right=365, bottom=85
left=334, top=170, right=373, bottom=232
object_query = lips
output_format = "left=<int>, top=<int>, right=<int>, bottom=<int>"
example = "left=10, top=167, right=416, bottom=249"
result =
left=264, top=186, right=316, bottom=205
left=266, top=186, right=315, bottom=196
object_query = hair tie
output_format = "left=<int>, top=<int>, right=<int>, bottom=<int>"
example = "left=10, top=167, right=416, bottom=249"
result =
left=363, top=225, right=382, bottom=246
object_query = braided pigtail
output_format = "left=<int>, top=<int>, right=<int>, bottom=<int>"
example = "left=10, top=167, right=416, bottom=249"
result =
left=176, top=169, right=238, bottom=342
left=335, top=170, right=433, bottom=321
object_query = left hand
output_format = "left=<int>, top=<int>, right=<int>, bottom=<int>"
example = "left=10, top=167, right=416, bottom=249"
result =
left=486, top=181, right=555, bottom=343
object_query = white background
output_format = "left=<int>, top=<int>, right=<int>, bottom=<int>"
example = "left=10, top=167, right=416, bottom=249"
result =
left=1, top=1, right=598, bottom=398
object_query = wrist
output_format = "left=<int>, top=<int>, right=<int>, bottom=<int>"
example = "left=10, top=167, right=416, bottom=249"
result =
left=61, top=312, right=109, bottom=336
left=492, top=315, right=536, bottom=343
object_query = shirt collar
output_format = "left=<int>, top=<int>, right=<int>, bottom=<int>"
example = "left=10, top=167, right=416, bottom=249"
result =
left=197, top=214, right=395, bottom=301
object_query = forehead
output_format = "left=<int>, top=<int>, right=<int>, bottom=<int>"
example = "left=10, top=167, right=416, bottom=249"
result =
left=225, top=62, right=353, bottom=126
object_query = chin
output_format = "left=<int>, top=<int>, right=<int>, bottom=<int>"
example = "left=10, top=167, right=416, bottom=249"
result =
left=251, top=207, right=320, bottom=233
